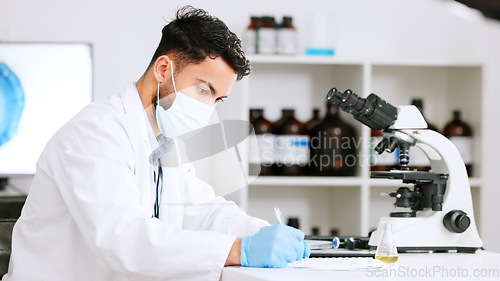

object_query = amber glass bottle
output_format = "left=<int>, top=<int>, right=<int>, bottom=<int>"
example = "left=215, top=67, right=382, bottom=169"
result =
left=245, top=16, right=261, bottom=54
left=274, top=109, right=308, bottom=176
left=443, top=110, right=473, bottom=176
left=277, top=16, right=298, bottom=55
left=259, top=16, right=277, bottom=54
left=407, top=98, right=438, bottom=171
left=270, top=109, right=288, bottom=175
left=272, top=109, right=289, bottom=132
left=309, top=102, right=358, bottom=176
left=304, top=108, right=321, bottom=133
left=249, top=109, right=274, bottom=176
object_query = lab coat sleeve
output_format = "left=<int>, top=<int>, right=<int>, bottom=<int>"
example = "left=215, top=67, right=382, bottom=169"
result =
left=48, top=115, right=235, bottom=281
left=182, top=171, right=270, bottom=237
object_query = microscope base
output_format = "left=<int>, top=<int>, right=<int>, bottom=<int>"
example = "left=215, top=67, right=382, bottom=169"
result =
left=368, top=216, right=482, bottom=253
left=369, top=246, right=480, bottom=253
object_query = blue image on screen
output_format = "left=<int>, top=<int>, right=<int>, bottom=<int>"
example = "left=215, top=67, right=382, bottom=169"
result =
left=0, top=63, right=25, bottom=146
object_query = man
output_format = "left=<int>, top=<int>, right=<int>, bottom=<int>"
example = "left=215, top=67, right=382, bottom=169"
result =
left=3, top=6, right=309, bottom=281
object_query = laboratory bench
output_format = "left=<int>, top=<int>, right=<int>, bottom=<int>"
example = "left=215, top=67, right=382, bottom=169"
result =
left=221, top=250, right=500, bottom=281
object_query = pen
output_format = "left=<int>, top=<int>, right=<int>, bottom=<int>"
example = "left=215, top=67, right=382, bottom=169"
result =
left=274, top=207, right=284, bottom=225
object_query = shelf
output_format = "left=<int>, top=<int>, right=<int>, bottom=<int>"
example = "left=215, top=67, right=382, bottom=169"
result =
left=369, top=58, right=484, bottom=67
left=247, top=55, right=483, bottom=67
left=249, top=176, right=363, bottom=187
left=249, top=176, right=482, bottom=188
left=247, top=55, right=363, bottom=65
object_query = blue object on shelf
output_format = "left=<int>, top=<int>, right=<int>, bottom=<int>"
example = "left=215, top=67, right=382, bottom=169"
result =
left=305, top=48, right=335, bottom=56
left=0, top=63, right=25, bottom=147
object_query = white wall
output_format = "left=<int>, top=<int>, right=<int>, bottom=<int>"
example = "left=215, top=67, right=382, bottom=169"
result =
left=2, top=0, right=499, bottom=100
left=2, top=0, right=500, bottom=251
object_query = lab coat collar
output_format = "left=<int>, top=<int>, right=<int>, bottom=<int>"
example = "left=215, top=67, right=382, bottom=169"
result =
left=118, top=81, right=150, bottom=144
left=117, top=81, right=178, bottom=168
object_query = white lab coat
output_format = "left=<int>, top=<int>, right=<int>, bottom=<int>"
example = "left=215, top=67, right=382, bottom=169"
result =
left=3, top=82, right=269, bottom=281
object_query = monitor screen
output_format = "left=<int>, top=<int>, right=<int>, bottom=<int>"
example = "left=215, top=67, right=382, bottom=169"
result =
left=0, top=43, right=92, bottom=175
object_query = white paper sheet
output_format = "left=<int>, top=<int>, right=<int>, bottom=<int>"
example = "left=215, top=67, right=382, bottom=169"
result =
left=289, top=257, right=385, bottom=271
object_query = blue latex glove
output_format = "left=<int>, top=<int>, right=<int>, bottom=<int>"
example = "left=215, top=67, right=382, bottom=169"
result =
left=240, top=224, right=311, bottom=268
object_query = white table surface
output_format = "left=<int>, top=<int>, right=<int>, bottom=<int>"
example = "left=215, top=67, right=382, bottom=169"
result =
left=221, top=250, right=500, bottom=281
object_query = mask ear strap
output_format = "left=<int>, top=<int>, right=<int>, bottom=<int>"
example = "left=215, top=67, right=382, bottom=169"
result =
left=156, top=82, right=160, bottom=106
left=157, top=60, right=177, bottom=109
left=170, top=60, right=178, bottom=94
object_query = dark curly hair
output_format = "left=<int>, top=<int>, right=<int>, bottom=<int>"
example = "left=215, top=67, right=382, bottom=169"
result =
left=148, top=6, right=251, bottom=81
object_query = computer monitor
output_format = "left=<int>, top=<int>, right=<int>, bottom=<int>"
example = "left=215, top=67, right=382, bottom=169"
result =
left=0, top=43, right=93, bottom=183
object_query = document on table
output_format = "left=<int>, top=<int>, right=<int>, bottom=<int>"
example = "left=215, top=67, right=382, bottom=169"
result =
left=289, top=257, right=385, bottom=271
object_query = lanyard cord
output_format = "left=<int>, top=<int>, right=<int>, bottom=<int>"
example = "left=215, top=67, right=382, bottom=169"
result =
left=151, top=135, right=174, bottom=219
left=153, top=160, right=163, bottom=219
left=150, top=135, right=173, bottom=219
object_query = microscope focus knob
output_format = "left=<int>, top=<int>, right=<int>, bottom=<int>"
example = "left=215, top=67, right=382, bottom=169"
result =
left=443, top=210, right=471, bottom=233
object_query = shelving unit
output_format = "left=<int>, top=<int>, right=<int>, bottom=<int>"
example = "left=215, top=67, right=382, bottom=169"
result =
left=221, top=55, right=483, bottom=237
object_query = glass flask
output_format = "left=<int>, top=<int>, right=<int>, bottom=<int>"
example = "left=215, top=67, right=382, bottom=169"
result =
left=375, top=221, right=399, bottom=263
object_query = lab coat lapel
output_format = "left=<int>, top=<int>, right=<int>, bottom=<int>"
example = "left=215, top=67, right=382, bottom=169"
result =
left=118, top=82, right=156, bottom=213
left=118, top=82, right=149, bottom=144
left=118, top=82, right=186, bottom=226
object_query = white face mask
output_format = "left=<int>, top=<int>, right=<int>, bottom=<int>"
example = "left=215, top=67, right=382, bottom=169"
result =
left=155, top=63, right=215, bottom=138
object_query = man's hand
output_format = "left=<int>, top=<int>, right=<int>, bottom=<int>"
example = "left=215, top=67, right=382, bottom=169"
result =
left=225, top=237, right=241, bottom=266
left=239, top=224, right=311, bottom=268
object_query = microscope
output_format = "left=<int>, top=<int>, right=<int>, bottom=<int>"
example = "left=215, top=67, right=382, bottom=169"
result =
left=326, top=88, right=482, bottom=253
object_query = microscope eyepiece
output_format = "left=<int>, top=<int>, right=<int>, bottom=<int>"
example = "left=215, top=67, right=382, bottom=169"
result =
left=325, top=87, right=340, bottom=103
left=326, top=88, right=398, bottom=130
